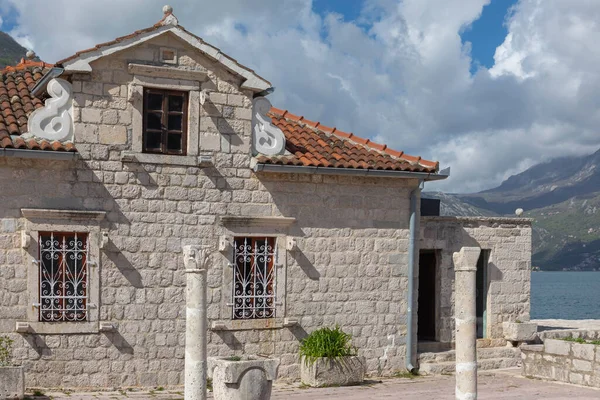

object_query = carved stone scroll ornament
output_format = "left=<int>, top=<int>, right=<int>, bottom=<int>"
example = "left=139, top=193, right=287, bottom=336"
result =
left=28, top=78, right=74, bottom=142
left=251, top=97, right=286, bottom=156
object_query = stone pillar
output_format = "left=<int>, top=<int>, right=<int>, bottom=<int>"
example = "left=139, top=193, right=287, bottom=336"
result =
left=183, top=245, right=212, bottom=400
left=453, top=247, right=481, bottom=400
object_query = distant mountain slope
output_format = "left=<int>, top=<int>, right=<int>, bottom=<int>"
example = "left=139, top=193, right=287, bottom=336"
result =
left=0, top=31, right=28, bottom=69
left=425, top=148, right=600, bottom=271
left=423, top=192, right=498, bottom=217
left=457, top=149, right=600, bottom=215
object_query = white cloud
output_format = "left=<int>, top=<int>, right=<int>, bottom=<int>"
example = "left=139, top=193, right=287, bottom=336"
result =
left=3, top=0, right=600, bottom=193
left=0, top=15, right=3, bottom=29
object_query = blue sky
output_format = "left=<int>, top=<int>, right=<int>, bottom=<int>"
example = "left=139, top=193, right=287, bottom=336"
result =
left=0, top=0, right=517, bottom=76
left=312, top=0, right=518, bottom=73
left=2, top=0, right=600, bottom=193
left=460, top=0, right=519, bottom=72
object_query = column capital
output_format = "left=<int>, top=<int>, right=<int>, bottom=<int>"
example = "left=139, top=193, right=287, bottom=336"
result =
left=453, top=247, right=481, bottom=272
left=183, top=244, right=213, bottom=271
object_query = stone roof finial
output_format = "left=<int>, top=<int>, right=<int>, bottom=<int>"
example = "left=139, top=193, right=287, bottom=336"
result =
left=160, top=5, right=178, bottom=26
left=26, top=50, right=36, bottom=60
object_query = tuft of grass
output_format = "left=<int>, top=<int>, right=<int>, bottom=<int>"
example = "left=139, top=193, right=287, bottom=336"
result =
left=156, top=387, right=164, bottom=391
left=32, top=390, right=45, bottom=396
left=225, top=355, right=242, bottom=361
left=299, top=325, right=357, bottom=366
left=561, top=335, right=600, bottom=345
left=393, top=370, right=421, bottom=379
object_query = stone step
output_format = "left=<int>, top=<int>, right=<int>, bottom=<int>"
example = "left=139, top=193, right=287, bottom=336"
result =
left=417, top=339, right=507, bottom=353
left=418, top=347, right=520, bottom=364
left=418, top=357, right=521, bottom=375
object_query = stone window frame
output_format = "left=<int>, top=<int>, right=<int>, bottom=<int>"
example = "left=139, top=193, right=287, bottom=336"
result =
left=213, top=216, right=296, bottom=331
left=142, top=88, right=189, bottom=155
left=126, top=73, right=201, bottom=166
left=19, top=209, right=105, bottom=334
left=230, top=235, right=280, bottom=321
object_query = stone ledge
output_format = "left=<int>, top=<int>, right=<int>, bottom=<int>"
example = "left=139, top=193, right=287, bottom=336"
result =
left=21, top=208, right=106, bottom=221
left=16, top=321, right=99, bottom=335
left=211, top=318, right=295, bottom=331
left=121, top=152, right=213, bottom=167
left=422, top=216, right=533, bottom=224
left=128, top=63, right=208, bottom=82
left=219, top=216, right=296, bottom=227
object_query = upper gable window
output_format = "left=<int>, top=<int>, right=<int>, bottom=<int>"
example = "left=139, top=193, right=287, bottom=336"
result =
left=143, top=88, right=188, bottom=155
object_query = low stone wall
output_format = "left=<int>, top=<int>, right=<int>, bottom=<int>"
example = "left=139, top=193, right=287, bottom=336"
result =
left=521, top=330, right=600, bottom=387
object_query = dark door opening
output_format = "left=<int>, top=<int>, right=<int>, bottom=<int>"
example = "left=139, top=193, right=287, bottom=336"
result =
left=476, top=250, right=490, bottom=339
left=418, top=250, right=437, bottom=342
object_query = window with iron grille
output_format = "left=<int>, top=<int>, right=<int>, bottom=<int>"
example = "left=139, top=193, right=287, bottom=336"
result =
left=38, top=232, right=89, bottom=322
left=143, top=88, right=188, bottom=155
left=232, top=237, right=277, bottom=319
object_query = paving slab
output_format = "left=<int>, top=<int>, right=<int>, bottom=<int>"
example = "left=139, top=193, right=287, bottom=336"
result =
left=533, top=319, right=600, bottom=331
left=30, top=368, right=600, bottom=400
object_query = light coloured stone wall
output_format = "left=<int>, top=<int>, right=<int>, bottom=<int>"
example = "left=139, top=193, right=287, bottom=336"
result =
left=0, top=34, right=418, bottom=389
left=420, top=216, right=532, bottom=342
left=521, top=331, right=600, bottom=388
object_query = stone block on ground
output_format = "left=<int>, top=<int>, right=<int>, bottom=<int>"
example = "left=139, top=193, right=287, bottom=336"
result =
left=300, top=356, right=365, bottom=387
left=210, top=356, right=280, bottom=400
left=502, top=321, right=537, bottom=342
left=0, top=366, right=24, bottom=399
left=544, top=339, right=571, bottom=356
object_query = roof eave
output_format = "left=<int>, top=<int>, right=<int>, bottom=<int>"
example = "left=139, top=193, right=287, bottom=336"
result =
left=59, top=25, right=271, bottom=92
left=31, top=67, right=65, bottom=98
left=1, top=148, right=78, bottom=160
left=253, top=163, right=450, bottom=181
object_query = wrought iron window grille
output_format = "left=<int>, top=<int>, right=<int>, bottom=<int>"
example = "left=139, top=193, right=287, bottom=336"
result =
left=232, top=237, right=278, bottom=320
left=37, top=232, right=89, bottom=322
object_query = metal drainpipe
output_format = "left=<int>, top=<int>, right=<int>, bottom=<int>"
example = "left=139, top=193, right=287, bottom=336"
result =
left=406, top=180, right=423, bottom=371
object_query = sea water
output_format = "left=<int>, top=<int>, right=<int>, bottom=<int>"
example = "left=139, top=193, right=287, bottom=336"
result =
left=530, top=271, right=600, bottom=319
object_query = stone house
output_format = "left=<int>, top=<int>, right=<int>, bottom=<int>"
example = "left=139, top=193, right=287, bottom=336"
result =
left=0, top=7, right=532, bottom=389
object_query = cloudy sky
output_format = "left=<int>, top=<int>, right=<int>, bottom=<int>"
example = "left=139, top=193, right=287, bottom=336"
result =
left=1, top=0, right=600, bottom=193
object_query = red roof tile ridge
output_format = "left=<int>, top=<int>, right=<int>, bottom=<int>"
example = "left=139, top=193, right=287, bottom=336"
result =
left=268, top=106, right=439, bottom=171
left=1, top=59, right=53, bottom=74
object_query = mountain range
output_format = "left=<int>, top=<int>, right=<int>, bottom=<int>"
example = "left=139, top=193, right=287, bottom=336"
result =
left=425, top=148, right=600, bottom=271
left=0, top=31, right=29, bottom=69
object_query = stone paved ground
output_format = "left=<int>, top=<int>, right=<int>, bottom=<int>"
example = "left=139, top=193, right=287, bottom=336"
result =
left=532, top=319, right=600, bottom=331
left=33, top=368, right=600, bottom=400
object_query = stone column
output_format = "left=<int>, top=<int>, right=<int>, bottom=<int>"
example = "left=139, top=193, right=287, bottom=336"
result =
left=183, top=245, right=212, bottom=400
left=453, top=247, right=481, bottom=400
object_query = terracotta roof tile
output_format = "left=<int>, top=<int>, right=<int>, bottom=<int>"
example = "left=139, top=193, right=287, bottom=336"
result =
left=257, top=107, right=439, bottom=173
left=0, top=61, right=77, bottom=153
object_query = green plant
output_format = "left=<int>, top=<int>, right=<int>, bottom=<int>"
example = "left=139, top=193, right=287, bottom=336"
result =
left=393, top=370, right=420, bottom=379
left=0, top=335, right=14, bottom=367
left=225, top=356, right=242, bottom=361
left=299, top=326, right=356, bottom=366
left=562, top=336, right=587, bottom=344
left=561, top=335, right=600, bottom=345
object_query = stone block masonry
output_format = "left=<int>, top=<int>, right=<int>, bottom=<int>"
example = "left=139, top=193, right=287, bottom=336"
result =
left=0, top=33, right=416, bottom=390
left=420, top=217, right=532, bottom=343
left=521, top=332, right=600, bottom=388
